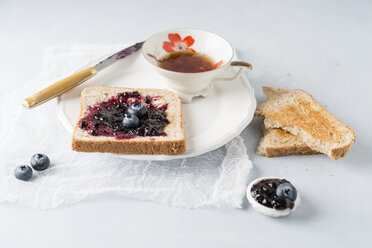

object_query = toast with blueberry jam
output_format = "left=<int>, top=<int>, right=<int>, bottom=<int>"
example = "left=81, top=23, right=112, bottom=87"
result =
left=72, top=86, right=186, bottom=155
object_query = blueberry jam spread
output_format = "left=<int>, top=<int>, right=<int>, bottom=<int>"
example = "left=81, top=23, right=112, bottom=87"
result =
left=79, top=91, right=169, bottom=139
left=251, top=179, right=297, bottom=210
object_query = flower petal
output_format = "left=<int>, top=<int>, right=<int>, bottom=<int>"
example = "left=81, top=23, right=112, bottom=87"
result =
left=162, top=41, right=175, bottom=53
left=186, top=48, right=196, bottom=53
left=168, top=33, right=182, bottom=43
left=214, top=60, right=223, bottom=69
left=183, top=35, right=195, bottom=47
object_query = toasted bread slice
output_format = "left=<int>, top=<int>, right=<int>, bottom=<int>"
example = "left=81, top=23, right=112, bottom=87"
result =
left=256, top=87, right=355, bottom=159
left=72, top=86, right=186, bottom=155
left=257, top=124, right=319, bottom=157
left=255, top=87, right=290, bottom=116
left=256, top=87, right=320, bottom=157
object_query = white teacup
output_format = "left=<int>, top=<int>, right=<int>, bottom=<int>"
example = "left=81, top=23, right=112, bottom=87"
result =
left=142, top=29, right=252, bottom=103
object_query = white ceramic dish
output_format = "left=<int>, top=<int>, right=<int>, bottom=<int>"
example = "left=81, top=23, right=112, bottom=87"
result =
left=246, top=177, right=301, bottom=217
left=56, top=47, right=256, bottom=160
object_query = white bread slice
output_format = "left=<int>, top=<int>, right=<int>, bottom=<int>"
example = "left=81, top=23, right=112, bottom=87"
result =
left=72, top=86, right=186, bottom=155
left=256, top=87, right=355, bottom=159
left=257, top=124, right=319, bottom=157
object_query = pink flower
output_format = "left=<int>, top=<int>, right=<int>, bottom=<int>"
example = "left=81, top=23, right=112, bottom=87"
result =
left=162, top=33, right=196, bottom=53
left=214, top=60, right=223, bottom=69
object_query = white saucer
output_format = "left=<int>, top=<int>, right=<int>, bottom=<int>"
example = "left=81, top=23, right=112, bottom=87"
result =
left=56, top=49, right=256, bottom=160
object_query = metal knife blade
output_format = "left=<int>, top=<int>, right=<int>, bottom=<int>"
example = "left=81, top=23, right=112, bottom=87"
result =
left=22, top=41, right=145, bottom=109
left=94, top=41, right=144, bottom=71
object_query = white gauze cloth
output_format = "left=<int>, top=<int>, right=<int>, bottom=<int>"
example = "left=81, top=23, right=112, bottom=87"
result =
left=0, top=44, right=252, bottom=209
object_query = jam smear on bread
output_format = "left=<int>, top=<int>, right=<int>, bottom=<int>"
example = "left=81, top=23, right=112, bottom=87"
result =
left=79, top=91, right=169, bottom=139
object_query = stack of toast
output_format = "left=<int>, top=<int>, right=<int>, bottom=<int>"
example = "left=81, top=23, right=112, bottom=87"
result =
left=255, top=87, right=355, bottom=160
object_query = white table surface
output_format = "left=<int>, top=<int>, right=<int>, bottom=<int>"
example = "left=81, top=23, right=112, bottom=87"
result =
left=1, top=0, right=371, bottom=247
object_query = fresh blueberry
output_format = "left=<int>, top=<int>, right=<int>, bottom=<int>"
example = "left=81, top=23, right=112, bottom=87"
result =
left=276, top=183, right=297, bottom=201
left=79, top=120, right=88, bottom=129
left=30, top=153, right=50, bottom=171
left=128, top=103, right=147, bottom=117
left=14, top=165, right=33, bottom=181
left=123, top=115, right=139, bottom=128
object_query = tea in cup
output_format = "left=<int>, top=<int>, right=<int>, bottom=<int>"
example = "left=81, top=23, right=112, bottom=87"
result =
left=142, top=29, right=252, bottom=102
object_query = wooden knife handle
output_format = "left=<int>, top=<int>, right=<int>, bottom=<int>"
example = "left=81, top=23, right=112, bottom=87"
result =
left=22, top=67, right=97, bottom=109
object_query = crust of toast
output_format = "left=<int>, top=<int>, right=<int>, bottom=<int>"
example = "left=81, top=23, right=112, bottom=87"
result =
left=72, top=86, right=186, bottom=155
left=72, top=137, right=186, bottom=154
left=262, top=86, right=290, bottom=98
left=256, top=87, right=355, bottom=159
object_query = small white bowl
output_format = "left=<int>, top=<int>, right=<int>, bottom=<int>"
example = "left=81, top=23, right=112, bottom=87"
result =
left=142, top=28, right=252, bottom=102
left=246, top=177, right=301, bottom=217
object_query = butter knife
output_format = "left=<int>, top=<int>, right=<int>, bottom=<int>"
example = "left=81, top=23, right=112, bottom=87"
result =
left=22, top=41, right=144, bottom=109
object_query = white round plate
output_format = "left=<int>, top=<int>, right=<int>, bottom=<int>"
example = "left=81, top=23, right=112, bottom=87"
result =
left=57, top=49, right=256, bottom=160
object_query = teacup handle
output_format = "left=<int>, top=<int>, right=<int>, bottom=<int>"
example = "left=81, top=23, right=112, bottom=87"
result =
left=213, top=61, right=253, bottom=82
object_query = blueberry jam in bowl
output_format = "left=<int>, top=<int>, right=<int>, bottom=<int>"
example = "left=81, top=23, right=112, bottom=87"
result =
left=78, top=91, right=170, bottom=140
left=246, top=177, right=300, bottom=217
